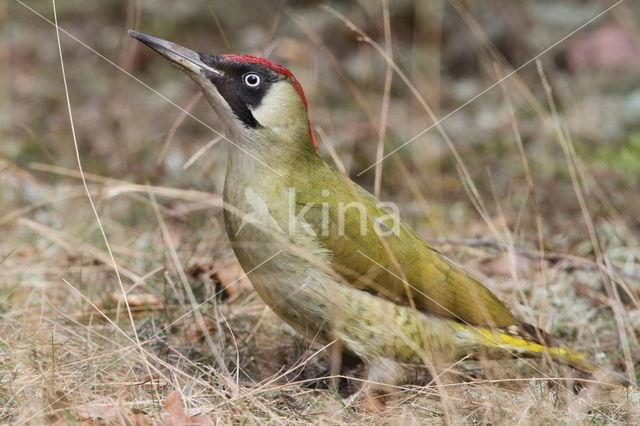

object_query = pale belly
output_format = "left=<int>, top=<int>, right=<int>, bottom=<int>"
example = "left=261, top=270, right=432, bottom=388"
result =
left=222, top=177, right=334, bottom=339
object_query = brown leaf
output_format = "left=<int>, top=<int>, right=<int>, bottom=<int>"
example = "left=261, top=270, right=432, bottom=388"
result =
left=161, top=391, right=214, bottom=426
left=186, top=317, right=218, bottom=344
left=212, top=261, right=253, bottom=302
left=75, top=397, right=150, bottom=425
left=358, top=392, right=387, bottom=413
left=481, top=253, right=532, bottom=277
left=109, top=291, right=162, bottom=309
left=188, top=261, right=215, bottom=281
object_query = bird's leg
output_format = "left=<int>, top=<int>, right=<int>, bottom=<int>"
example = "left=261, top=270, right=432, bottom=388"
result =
left=366, top=357, right=405, bottom=393
left=344, top=357, right=405, bottom=412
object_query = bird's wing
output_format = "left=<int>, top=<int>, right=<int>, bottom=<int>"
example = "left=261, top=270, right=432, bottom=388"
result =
left=295, top=167, right=519, bottom=328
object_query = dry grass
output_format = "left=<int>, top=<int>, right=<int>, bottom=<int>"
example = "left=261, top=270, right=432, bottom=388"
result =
left=1, top=0, right=640, bottom=423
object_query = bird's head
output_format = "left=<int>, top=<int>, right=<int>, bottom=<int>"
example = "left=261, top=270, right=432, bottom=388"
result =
left=129, top=30, right=316, bottom=155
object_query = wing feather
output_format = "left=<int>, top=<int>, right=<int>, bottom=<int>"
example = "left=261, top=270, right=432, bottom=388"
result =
left=294, top=167, right=518, bottom=327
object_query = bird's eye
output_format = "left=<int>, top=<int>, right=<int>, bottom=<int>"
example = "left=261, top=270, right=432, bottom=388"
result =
left=243, top=73, right=261, bottom=87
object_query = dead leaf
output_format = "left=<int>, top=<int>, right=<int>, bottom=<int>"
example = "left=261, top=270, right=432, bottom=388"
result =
left=481, top=253, right=532, bottom=277
left=358, top=392, right=387, bottom=413
left=161, top=391, right=214, bottom=426
left=188, top=261, right=215, bottom=282
left=75, top=397, right=150, bottom=425
left=190, top=260, right=253, bottom=302
left=186, top=317, right=218, bottom=344
left=212, top=261, right=253, bottom=302
left=109, top=291, right=162, bottom=309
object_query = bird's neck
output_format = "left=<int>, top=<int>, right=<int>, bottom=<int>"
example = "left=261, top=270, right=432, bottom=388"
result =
left=226, top=126, right=320, bottom=178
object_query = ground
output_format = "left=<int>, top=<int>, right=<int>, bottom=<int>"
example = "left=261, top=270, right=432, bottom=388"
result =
left=1, top=0, right=640, bottom=424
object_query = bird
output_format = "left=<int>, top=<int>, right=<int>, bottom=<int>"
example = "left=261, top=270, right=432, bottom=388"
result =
left=128, top=30, right=628, bottom=391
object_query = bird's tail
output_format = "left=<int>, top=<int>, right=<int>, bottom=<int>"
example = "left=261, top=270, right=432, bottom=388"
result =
left=460, top=323, right=630, bottom=386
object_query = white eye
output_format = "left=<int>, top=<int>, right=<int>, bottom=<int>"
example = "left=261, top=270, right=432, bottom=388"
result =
left=243, top=73, right=261, bottom=87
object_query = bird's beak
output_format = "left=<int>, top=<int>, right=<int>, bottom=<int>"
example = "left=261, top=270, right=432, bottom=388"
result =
left=128, top=30, right=223, bottom=77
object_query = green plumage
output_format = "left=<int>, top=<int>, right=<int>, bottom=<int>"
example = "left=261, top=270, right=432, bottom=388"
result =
left=291, top=165, right=518, bottom=327
left=130, top=31, right=629, bottom=388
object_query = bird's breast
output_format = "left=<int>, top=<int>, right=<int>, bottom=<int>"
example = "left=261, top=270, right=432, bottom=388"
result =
left=222, top=168, right=344, bottom=343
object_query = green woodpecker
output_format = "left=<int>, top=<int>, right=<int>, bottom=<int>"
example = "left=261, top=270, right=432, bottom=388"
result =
left=129, top=31, right=627, bottom=387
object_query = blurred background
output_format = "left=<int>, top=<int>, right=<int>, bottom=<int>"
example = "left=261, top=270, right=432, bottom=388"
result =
left=1, top=0, right=639, bottom=423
